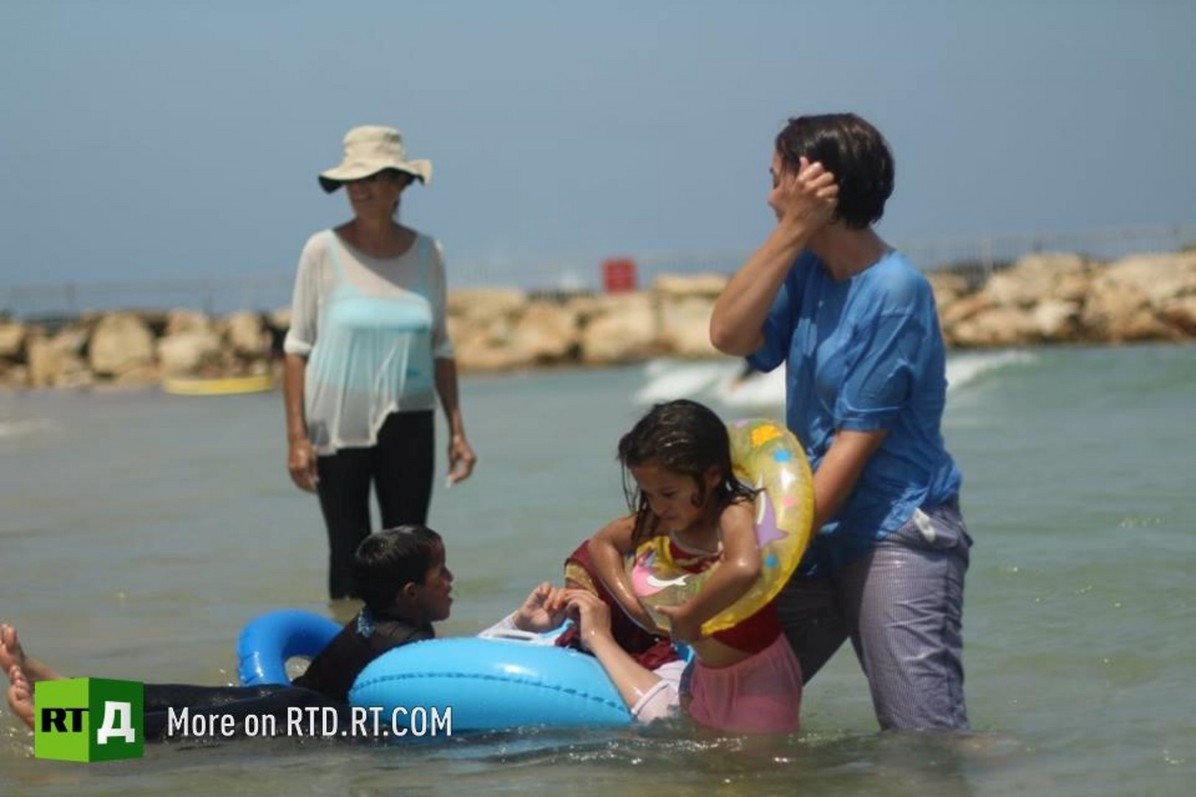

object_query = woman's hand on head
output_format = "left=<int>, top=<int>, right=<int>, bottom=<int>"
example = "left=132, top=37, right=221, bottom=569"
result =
left=769, top=157, right=839, bottom=232
left=446, top=434, right=477, bottom=485
left=287, top=438, right=319, bottom=493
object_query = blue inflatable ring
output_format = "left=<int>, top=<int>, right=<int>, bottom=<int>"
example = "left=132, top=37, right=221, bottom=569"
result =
left=236, top=610, right=633, bottom=732
left=237, top=609, right=340, bottom=686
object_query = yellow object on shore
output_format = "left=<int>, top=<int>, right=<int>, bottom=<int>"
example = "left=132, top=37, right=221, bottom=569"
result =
left=162, top=374, right=276, bottom=396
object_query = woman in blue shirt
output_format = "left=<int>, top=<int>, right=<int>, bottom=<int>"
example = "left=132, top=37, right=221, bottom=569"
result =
left=710, top=113, right=971, bottom=731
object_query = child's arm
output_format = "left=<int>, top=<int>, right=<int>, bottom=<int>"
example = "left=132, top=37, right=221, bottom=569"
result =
left=478, top=582, right=570, bottom=638
left=564, top=589, right=678, bottom=721
left=657, top=500, right=761, bottom=642
left=588, top=516, right=658, bottom=631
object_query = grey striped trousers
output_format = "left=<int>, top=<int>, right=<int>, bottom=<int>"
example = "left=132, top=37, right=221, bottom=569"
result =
left=777, top=500, right=972, bottom=731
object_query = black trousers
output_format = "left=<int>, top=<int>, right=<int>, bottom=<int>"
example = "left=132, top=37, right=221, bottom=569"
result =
left=315, top=411, right=435, bottom=599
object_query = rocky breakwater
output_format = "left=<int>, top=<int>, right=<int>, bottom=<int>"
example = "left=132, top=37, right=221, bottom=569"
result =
left=928, top=251, right=1196, bottom=346
left=0, top=309, right=277, bottom=389
left=445, top=273, right=727, bottom=371
left=1, top=250, right=1194, bottom=390
left=448, top=250, right=1196, bottom=369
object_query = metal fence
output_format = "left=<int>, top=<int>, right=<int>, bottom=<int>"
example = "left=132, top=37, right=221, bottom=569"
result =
left=3, top=223, right=1193, bottom=321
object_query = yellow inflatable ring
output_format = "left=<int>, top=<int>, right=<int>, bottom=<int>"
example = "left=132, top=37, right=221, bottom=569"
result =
left=626, top=417, right=814, bottom=636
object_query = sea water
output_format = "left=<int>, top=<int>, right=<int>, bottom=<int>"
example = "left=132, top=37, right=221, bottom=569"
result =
left=1, top=345, right=1194, bottom=796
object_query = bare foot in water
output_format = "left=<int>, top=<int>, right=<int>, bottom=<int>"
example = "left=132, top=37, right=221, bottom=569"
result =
left=6, top=664, right=35, bottom=729
left=0, top=623, right=62, bottom=683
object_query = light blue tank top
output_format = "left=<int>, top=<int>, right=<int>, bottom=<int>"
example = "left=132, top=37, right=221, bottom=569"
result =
left=305, top=231, right=436, bottom=453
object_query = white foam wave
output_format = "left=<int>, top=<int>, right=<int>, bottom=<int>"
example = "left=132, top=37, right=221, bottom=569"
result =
left=636, top=349, right=1035, bottom=409
left=633, top=360, right=739, bottom=404
left=635, top=359, right=783, bottom=408
left=946, top=349, right=1035, bottom=392
left=712, top=366, right=786, bottom=409
left=0, top=418, right=55, bottom=441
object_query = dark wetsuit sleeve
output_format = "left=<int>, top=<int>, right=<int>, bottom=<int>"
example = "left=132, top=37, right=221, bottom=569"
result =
left=369, top=618, right=434, bottom=654
left=143, top=683, right=291, bottom=713
left=142, top=684, right=347, bottom=742
left=290, top=622, right=361, bottom=703
left=293, top=615, right=434, bottom=703
left=136, top=614, right=434, bottom=743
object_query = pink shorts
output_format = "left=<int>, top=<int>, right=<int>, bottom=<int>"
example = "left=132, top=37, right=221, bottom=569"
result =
left=687, top=634, right=802, bottom=734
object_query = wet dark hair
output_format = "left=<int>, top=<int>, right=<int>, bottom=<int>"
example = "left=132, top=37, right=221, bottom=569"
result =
left=617, top=399, right=757, bottom=546
left=774, top=113, right=894, bottom=229
left=353, top=525, right=443, bottom=612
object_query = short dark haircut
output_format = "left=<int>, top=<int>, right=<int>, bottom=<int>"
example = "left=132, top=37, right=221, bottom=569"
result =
left=617, top=399, right=756, bottom=546
left=353, top=525, right=443, bottom=612
left=774, top=113, right=895, bottom=229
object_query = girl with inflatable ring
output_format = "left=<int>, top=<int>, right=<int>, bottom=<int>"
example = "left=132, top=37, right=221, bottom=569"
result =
left=588, top=399, right=804, bottom=734
left=709, top=113, right=972, bottom=732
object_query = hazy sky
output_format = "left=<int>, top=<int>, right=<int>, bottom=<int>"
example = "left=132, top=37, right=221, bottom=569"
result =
left=2, top=0, right=1193, bottom=288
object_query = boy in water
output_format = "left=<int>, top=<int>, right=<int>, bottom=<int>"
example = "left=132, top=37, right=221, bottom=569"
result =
left=4, top=525, right=452, bottom=737
left=4, top=527, right=677, bottom=736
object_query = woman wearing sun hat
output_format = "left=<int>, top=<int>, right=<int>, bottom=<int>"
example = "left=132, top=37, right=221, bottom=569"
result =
left=283, top=125, right=477, bottom=600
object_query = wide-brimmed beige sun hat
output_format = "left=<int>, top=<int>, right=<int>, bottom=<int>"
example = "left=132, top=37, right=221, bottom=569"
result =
left=318, top=125, right=432, bottom=193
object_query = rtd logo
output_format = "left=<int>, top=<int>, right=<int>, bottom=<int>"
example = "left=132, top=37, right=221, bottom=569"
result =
left=34, top=678, right=144, bottom=762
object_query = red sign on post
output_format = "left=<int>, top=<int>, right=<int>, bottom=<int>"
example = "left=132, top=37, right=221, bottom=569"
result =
left=601, top=258, right=637, bottom=293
